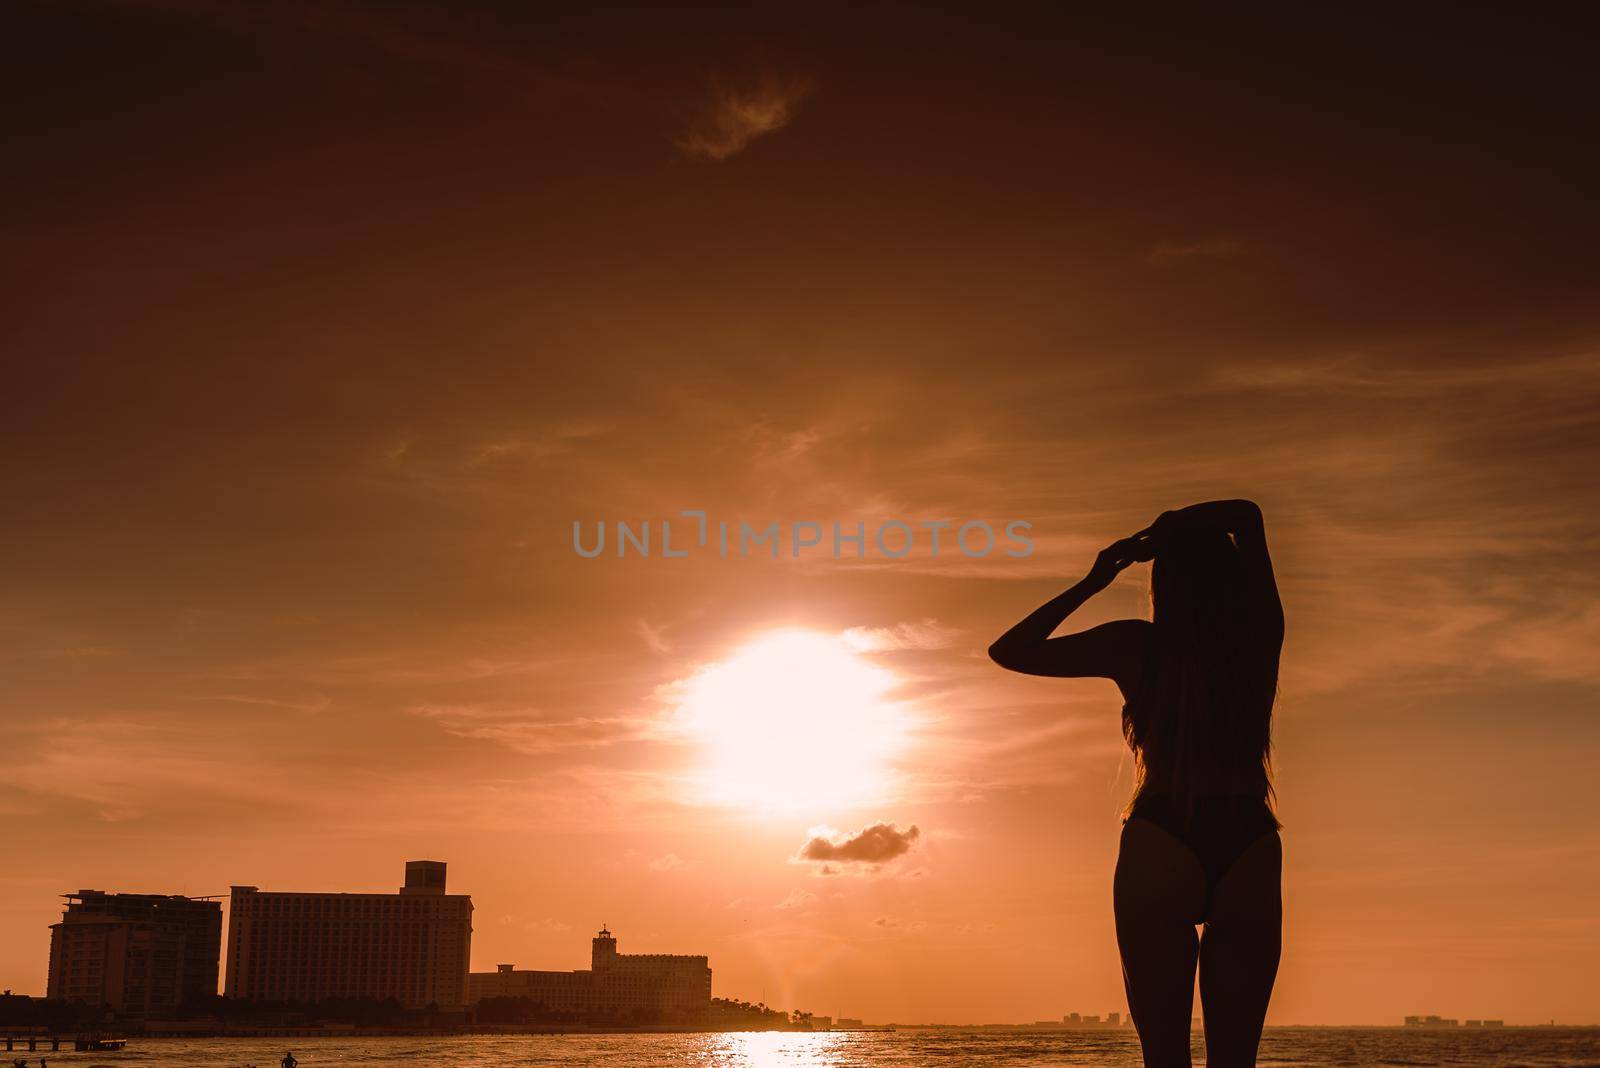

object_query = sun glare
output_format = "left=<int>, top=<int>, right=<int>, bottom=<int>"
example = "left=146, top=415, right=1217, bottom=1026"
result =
left=672, top=629, right=911, bottom=814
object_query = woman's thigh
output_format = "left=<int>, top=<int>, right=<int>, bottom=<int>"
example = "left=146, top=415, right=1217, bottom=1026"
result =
left=1199, top=830, right=1282, bottom=1068
left=1115, top=819, right=1207, bottom=1067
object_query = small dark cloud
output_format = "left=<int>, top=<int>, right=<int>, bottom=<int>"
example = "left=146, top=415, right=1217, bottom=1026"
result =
left=796, top=822, right=920, bottom=865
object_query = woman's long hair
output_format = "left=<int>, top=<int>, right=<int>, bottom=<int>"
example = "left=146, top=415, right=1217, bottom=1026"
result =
left=1122, top=515, right=1278, bottom=814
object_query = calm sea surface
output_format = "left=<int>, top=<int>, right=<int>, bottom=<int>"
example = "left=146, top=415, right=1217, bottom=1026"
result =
left=11, top=1029, right=1600, bottom=1067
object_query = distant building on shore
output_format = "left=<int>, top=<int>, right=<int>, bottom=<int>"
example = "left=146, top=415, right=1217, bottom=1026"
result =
left=225, top=860, right=472, bottom=1010
left=467, top=927, right=710, bottom=1024
left=46, top=890, right=222, bottom=1019
left=1405, top=1015, right=1502, bottom=1028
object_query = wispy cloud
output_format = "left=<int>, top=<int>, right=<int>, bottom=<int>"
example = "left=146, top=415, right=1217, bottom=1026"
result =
left=1215, top=348, right=1600, bottom=398
left=676, top=75, right=812, bottom=160
left=774, top=888, right=818, bottom=910
left=410, top=703, right=660, bottom=755
left=105, top=0, right=598, bottom=98
left=841, top=619, right=961, bottom=652
left=1148, top=237, right=1243, bottom=263
left=635, top=618, right=671, bottom=655
left=1, top=717, right=336, bottom=824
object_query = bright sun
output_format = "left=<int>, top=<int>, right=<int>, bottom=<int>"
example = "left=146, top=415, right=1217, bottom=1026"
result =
left=671, top=629, right=911, bottom=814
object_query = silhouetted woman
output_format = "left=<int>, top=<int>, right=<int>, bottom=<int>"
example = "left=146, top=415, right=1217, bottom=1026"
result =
left=990, top=500, right=1284, bottom=1067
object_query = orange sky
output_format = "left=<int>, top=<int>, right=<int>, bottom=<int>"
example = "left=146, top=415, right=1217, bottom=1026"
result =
left=4, top=1, right=1599, bottom=1026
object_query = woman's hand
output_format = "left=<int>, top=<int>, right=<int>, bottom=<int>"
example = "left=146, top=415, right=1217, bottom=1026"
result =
left=1085, top=535, right=1148, bottom=592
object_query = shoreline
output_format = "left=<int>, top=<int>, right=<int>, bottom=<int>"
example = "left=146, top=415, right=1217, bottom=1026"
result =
left=6, top=1024, right=1593, bottom=1041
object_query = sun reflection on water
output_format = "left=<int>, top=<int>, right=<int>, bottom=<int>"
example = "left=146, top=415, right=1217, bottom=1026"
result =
left=699, top=1030, right=851, bottom=1066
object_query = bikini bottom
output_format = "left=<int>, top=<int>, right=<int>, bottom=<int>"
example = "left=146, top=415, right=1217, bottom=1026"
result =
left=1126, top=791, right=1279, bottom=912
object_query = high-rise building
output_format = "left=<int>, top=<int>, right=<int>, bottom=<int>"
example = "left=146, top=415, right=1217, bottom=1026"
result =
left=46, top=890, right=222, bottom=1019
left=467, top=927, right=711, bottom=1023
left=224, top=860, right=472, bottom=1010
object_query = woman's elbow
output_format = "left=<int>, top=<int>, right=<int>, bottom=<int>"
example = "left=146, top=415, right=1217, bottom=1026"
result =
left=988, top=639, right=1020, bottom=671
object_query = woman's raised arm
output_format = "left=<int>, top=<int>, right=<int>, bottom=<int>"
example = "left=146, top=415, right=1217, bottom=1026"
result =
left=988, top=537, right=1150, bottom=682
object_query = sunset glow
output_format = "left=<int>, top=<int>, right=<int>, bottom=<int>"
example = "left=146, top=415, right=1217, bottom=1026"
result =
left=670, top=630, right=910, bottom=814
left=7, top=1, right=1600, bottom=1034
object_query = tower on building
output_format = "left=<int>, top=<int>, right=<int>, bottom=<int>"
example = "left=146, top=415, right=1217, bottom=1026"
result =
left=401, top=860, right=448, bottom=896
left=592, top=926, right=618, bottom=970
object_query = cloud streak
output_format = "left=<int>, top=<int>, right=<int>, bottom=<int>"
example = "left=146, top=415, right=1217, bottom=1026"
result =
left=1147, top=237, right=1243, bottom=262
left=677, top=75, right=811, bottom=160
left=840, top=620, right=961, bottom=653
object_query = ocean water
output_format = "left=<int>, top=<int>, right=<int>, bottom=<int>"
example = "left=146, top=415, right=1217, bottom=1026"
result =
left=12, top=1028, right=1600, bottom=1067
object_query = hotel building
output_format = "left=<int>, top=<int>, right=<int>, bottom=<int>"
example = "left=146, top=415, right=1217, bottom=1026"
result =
left=46, top=890, right=222, bottom=1019
left=468, top=927, right=711, bottom=1023
left=225, top=860, right=472, bottom=1009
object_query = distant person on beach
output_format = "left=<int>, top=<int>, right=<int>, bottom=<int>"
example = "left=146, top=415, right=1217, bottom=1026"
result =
left=281, top=1053, right=297, bottom=1068
left=991, top=499, right=1284, bottom=1067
